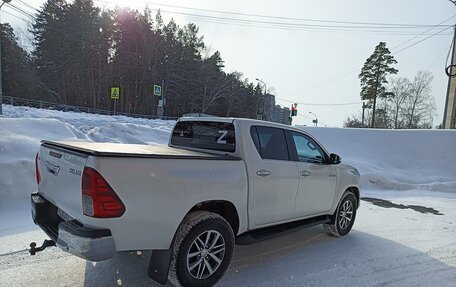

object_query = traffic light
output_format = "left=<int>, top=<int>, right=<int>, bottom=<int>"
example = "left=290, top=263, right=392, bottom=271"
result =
left=291, top=103, right=298, bottom=116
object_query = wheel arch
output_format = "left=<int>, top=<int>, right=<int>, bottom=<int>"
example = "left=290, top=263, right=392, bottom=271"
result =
left=346, top=186, right=360, bottom=207
left=188, top=200, right=240, bottom=235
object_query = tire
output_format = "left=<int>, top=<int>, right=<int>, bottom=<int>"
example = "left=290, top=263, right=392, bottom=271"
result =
left=169, top=211, right=235, bottom=287
left=323, top=191, right=357, bottom=237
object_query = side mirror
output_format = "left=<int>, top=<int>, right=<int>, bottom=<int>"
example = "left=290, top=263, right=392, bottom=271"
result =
left=329, top=153, right=341, bottom=164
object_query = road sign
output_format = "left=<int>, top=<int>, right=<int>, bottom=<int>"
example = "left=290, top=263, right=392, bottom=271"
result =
left=154, top=85, right=162, bottom=97
left=111, top=87, right=119, bottom=99
left=256, top=114, right=263, bottom=120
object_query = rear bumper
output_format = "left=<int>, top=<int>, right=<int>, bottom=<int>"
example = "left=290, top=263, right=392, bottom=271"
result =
left=56, top=221, right=116, bottom=261
left=31, top=193, right=116, bottom=261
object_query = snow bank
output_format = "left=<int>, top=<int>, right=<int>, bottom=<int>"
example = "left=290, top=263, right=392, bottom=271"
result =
left=300, top=127, right=456, bottom=193
left=0, top=105, right=455, bottom=231
left=0, top=105, right=176, bottom=235
left=0, top=105, right=175, bottom=203
left=1, top=105, right=454, bottom=203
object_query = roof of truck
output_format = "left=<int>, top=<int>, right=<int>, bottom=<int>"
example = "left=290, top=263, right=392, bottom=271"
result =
left=178, top=117, right=294, bottom=129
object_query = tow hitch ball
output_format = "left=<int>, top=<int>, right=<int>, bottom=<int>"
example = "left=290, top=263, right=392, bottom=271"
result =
left=29, top=240, right=56, bottom=255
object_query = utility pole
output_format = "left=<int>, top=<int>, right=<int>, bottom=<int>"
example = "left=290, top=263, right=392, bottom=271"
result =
left=161, top=79, right=165, bottom=117
left=0, top=0, right=13, bottom=115
left=443, top=0, right=456, bottom=128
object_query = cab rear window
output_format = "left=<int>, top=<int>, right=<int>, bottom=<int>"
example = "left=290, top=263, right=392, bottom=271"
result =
left=171, top=121, right=236, bottom=152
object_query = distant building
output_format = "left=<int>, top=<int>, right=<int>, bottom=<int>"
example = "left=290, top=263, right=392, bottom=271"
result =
left=258, top=93, right=275, bottom=122
left=257, top=93, right=291, bottom=125
left=273, top=105, right=291, bottom=125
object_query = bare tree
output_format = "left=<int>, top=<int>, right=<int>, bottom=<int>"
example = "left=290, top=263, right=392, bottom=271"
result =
left=403, top=71, right=436, bottom=129
left=346, top=71, right=436, bottom=129
left=389, top=77, right=411, bottom=129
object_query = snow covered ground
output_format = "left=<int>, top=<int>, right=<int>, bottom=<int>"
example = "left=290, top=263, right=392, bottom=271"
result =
left=0, top=105, right=455, bottom=286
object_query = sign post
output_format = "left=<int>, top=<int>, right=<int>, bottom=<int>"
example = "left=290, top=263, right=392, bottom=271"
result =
left=155, top=81, right=166, bottom=118
left=111, top=87, right=120, bottom=115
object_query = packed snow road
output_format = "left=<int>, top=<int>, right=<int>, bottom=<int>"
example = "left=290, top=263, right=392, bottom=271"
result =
left=0, top=190, right=455, bottom=287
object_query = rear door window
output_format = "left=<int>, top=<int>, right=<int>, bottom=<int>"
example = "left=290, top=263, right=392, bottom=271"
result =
left=250, top=126, right=289, bottom=161
left=171, top=121, right=236, bottom=152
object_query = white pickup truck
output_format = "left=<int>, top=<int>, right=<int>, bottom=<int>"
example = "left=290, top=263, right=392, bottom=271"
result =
left=31, top=117, right=360, bottom=287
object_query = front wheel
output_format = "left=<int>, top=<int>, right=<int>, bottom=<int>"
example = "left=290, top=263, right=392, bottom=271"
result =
left=324, top=191, right=357, bottom=237
left=169, top=211, right=234, bottom=287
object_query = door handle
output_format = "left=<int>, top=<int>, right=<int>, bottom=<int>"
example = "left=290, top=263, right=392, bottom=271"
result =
left=300, top=170, right=311, bottom=177
left=256, top=170, right=271, bottom=177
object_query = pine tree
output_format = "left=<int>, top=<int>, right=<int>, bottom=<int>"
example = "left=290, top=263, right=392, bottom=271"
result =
left=1, top=23, right=34, bottom=99
left=31, top=0, right=69, bottom=103
left=359, top=42, right=398, bottom=128
left=15, top=3, right=265, bottom=118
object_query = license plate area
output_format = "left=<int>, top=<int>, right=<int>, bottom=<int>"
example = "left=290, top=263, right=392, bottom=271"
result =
left=57, top=208, right=74, bottom=222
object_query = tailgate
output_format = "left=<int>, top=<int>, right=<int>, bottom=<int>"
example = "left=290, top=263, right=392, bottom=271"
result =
left=37, top=144, right=88, bottom=220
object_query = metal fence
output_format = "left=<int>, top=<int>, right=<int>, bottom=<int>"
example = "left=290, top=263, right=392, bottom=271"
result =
left=1, top=96, right=179, bottom=121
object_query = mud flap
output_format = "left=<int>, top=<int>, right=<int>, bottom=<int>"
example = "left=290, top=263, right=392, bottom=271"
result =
left=147, top=249, right=172, bottom=285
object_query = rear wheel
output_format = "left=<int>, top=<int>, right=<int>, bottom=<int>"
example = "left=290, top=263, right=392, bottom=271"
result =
left=169, top=211, right=234, bottom=287
left=324, top=191, right=357, bottom=237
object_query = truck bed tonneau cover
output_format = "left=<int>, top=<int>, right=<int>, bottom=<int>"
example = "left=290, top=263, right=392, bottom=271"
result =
left=41, top=140, right=240, bottom=160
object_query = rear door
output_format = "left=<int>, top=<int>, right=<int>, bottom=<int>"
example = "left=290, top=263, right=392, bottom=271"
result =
left=289, top=131, right=337, bottom=217
left=37, top=144, right=88, bottom=220
left=247, top=125, right=299, bottom=226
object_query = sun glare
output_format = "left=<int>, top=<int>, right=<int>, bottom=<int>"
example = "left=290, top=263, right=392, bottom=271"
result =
left=98, top=0, right=147, bottom=9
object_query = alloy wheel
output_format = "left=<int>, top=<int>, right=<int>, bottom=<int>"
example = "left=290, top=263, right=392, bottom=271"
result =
left=186, top=230, right=226, bottom=280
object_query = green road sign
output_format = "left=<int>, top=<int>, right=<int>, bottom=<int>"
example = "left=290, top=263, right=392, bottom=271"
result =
left=256, top=114, right=263, bottom=120
left=154, top=85, right=162, bottom=97
left=111, top=87, right=119, bottom=99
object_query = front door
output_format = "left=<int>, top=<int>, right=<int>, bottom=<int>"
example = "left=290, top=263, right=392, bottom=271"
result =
left=290, top=131, right=337, bottom=217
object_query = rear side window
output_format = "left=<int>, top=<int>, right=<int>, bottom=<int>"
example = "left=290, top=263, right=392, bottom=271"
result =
left=171, top=121, right=236, bottom=152
left=250, top=126, right=289, bottom=161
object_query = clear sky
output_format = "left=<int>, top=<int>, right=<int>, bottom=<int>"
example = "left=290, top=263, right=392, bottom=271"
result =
left=2, top=0, right=455, bottom=126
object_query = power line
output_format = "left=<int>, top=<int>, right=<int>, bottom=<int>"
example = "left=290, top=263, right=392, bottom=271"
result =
left=392, top=26, right=452, bottom=55
left=391, top=14, right=456, bottom=50
left=16, top=0, right=39, bottom=13
left=5, top=3, right=36, bottom=19
left=1, top=9, right=32, bottom=24
left=123, top=0, right=454, bottom=28
left=92, top=0, right=452, bottom=33
left=279, top=24, right=452, bottom=106
left=150, top=8, right=453, bottom=32
left=445, top=28, right=455, bottom=68
left=276, top=97, right=362, bottom=106
left=158, top=10, right=450, bottom=30
left=175, top=15, right=453, bottom=35
left=282, top=16, right=455, bottom=96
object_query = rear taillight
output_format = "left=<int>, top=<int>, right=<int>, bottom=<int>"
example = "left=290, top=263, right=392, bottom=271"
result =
left=82, top=167, right=125, bottom=218
left=35, top=153, right=41, bottom=185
